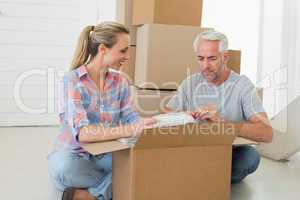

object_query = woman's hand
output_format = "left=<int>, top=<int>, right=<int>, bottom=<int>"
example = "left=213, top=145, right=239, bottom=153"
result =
left=142, top=117, right=158, bottom=129
left=130, top=117, right=158, bottom=137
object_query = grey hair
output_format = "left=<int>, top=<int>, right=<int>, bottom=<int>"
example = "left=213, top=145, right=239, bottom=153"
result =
left=193, top=30, right=228, bottom=52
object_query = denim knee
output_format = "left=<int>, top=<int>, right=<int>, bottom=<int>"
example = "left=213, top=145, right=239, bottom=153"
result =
left=48, top=151, right=104, bottom=189
left=231, top=145, right=261, bottom=183
left=239, top=146, right=260, bottom=171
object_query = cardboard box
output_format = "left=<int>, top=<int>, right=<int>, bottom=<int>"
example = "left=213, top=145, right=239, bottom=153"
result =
left=134, top=24, right=201, bottom=89
left=120, top=46, right=136, bottom=84
left=116, top=0, right=138, bottom=45
left=118, top=49, right=241, bottom=87
left=256, top=87, right=263, bottom=101
left=82, top=123, right=239, bottom=200
left=134, top=24, right=241, bottom=89
left=131, top=87, right=176, bottom=117
left=132, top=0, right=203, bottom=26
left=82, top=135, right=254, bottom=155
left=228, top=50, right=241, bottom=74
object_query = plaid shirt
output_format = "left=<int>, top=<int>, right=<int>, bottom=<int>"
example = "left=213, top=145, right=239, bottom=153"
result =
left=54, top=65, right=139, bottom=154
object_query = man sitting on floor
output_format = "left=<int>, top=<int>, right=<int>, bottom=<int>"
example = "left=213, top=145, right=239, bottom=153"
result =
left=165, top=30, right=273, bottom=183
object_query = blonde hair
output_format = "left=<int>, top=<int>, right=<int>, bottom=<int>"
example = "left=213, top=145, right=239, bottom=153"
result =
left=70, top=21, right=129, bottom=70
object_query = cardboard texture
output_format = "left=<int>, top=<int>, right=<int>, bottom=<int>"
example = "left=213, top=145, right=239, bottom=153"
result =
left=82, top=123, right=240, bottom=200
left=116, top=0, right=137, bottom=45
left=131, top=87, right=176, bottom=117
left=256, top=87, right=263, bottom=101
left=134, top=24, right=201, bottom=89
left=134, top=24, right=241, bottom=89
left=228, top=50, right=241, bottom=74
left=120, top=46, right=136, bottom=84
left=132, top=0, right=203, bottom=26
left=125, top=48, right=241, bottom=87
left=82, top=135, right=254, bottom=155
left=81, top=140, right=129, bottom=155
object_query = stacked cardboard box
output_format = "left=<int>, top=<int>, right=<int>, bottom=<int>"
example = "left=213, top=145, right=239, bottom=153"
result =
left=132, top=0, right=203, bottom=26
left=113, top=1, right=244, bottom=199
left=116, top=1, right=241, bottom=89
left=134, top=24, right=242, bottom=89
left=116, top=0, right=242, bottom=120
left=130, top=85, right=176, bottom=117
left=227, top=50, right=241, bottom=74
left=119, top=46, right=136, bottom=84
left=116, top=0, right=137, bottom=45
left=134, top=24, right=205, bottom=89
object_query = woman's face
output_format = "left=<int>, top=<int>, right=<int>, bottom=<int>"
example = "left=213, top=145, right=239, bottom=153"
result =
left=103, top=33, right=130, bottom=69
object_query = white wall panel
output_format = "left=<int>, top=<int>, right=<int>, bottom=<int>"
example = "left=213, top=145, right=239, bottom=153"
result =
left=0, top=0, right=101, bottom=126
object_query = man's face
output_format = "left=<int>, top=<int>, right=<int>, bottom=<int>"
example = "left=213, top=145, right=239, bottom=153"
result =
left=196, top=39, right=227, bottom=83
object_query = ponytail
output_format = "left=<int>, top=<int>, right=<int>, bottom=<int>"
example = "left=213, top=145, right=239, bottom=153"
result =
left=70, top=25, right=94, bottom=70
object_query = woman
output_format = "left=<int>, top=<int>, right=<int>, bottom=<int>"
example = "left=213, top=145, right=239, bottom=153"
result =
left=48, top=22, right=156, bottom=200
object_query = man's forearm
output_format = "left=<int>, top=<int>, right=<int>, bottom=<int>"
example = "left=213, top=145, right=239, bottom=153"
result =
left=237, top=122, right=273, bottom=143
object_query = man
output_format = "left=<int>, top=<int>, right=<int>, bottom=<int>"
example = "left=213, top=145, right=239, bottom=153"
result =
left=165, top=30, right=273, bottom=183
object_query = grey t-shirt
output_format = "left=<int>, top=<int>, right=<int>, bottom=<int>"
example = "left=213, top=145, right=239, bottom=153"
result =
left=167, top=71, right=265, bottom=122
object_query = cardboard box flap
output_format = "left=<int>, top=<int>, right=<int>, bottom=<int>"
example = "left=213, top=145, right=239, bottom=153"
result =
left=81, top=140, right=130, bottom=155
left=134, top=123, right=238, bottom=149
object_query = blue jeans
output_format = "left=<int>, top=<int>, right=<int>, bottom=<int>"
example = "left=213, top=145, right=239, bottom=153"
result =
left=48, top=151, right=112, bottom=200
left=231, top=145, right=260, bottom=184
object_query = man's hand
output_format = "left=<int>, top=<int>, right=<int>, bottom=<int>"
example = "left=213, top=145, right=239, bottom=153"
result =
left=190, top=105, right=224, bottom=122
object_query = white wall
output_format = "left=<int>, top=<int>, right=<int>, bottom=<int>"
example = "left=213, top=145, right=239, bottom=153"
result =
left=257, top=0, right=300, bottom=120
left=0, top=0, right=116, bottom=126
left=202, top=0, right=300, bottom=121
left=257, top=0, right=285, bottom=118
left=98, top=0, right=117, bottom=22
left=202, top=0, right=260, bottom=84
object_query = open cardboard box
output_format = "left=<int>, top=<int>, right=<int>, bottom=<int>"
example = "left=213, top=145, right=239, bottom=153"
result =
left=81, top=123, right=257, bottom=200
